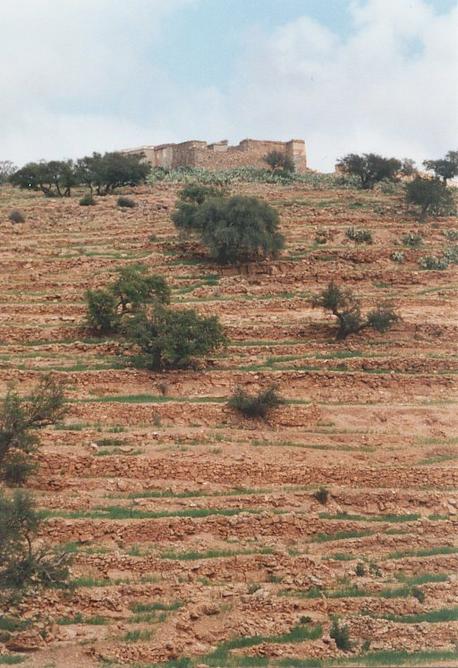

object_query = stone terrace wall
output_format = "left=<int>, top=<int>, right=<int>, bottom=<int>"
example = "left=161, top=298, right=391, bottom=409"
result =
left=121, top=138, right=307, bottom=173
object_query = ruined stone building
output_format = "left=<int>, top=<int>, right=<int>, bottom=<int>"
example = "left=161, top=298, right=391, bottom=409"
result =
left=121, top=138, right=307, bottom=172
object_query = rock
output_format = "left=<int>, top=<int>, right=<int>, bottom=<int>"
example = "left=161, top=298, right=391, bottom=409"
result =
left=6, top=630, right=45, bottom=652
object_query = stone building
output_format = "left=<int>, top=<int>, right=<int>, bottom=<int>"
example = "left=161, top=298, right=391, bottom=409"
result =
left=121, top=138, right=307, bottom=172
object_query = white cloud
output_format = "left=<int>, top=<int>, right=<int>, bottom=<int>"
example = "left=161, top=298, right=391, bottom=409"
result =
left=0, top=0, right=197, bottom=163
left=1, top=0, right=457, bottom=170
left=228, top=0, right=458, bottom=169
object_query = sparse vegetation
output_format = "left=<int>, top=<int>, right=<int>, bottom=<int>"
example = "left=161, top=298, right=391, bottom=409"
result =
left=2, top=152, right=457, bottom=663
left=228, top=385, right=284, bottom=418
left=330, top=616, right=352, bottom=651
left=312, top=282, right=399, bottom=340
left=0, top=376, right=66, bottom=484
left=313, top=487, right=329, bottom=505
left=402, top=232, right=423, bottom=248
left=390, top=251, right=405, bottom=263
left=418, top=255, right=449, bottom=270
left=346, top=226, right=373, bottom=244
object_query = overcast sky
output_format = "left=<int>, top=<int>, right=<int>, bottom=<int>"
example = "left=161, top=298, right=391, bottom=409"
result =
left=1, top=0, right=457, bottom=171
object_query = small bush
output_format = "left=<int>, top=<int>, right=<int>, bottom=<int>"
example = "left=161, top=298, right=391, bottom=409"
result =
left=228, top=385, right=283, bottom=419
left=402, top=232, right=423, bottom=248
left=313, top=487, right=329, bottom=505
left=355, top=562, right=366, bottom=577
left=346, top=227, right=373, bottom=244
left=412, top=587, right=425, bottom=603
left=366, top=305, right=399, bottom=333
left=390, top=251, right=405, bottom=263
left=419, top=255, right=449, bottom=270
left=443, top=244, right=458, bottom=264
left=8, top=210, right=25, bottom=224
left=444, top=229, right=458, bottom=241
left=330, top=617, right=352, bottom=651
left=79, top=194, right=95, bottom=206
left=117, top=196, right=136, bottom=208
left=315, top=229, right=329, bottom=245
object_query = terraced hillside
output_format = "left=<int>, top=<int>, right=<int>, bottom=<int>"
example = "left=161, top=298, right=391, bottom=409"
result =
left=0, top=180, right=457, bottom=668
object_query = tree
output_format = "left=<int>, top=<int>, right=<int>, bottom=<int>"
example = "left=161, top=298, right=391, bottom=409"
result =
left=423, top=151, right=458, bottom=184
left=312, top=282, right=398, bottom=340
left=264, top=150, right=295, bottom=174
left=400, top=158, right=417, bottom=178
left=405, top=176, right=455, bottom=221
left=111, top=264, right=170, bottom=314
left=0, top=490, right=71, bottom=600
left=336, top=153, right=402, bottom=189
left=75, top=151, right=150, bottom=195
left=0, top=160, right=16, bottom=184
left=85, top=289, right=120, bottom=335
left=85, top=265, right=170, bottom=334
left=195, top=195, right=284, bottom=264
left=125, top=306, right=227, bottom=370
left=0, top=376, right=66, bottom=484
left=9, top=160, right=77, bottom=196
left=171, top=185, right=224, bottom=233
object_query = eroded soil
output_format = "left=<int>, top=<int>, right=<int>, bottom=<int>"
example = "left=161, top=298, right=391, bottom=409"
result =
left=0, top=181, right=457, bottom=667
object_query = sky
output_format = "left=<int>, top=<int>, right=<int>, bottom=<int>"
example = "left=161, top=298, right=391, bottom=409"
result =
left=1, top=0, right=457, bottom=171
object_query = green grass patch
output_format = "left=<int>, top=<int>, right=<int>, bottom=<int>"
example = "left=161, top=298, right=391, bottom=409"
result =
left=205, top=623, right=322, bottom=664
left=160, top=547, right=273, bottom=560
left=332, top=648, right=458, bottom=666
left=381, top=606, right=458, bottom=624
left=387, top=545, right=458, bottom=559
left=395, top=572, right=449, bottom=585
left=314, top=530, right=373, bottom=542
left=129, top=601, right=181, bottom=613
left=319, top=512, right=420, bottom=523
left=57, top=614, right=107, bottom=625
left=43, top=506, right=262, bottom=521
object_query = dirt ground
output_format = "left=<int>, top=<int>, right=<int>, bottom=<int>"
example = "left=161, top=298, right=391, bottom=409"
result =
left=0, top=180, right=457, bottom=668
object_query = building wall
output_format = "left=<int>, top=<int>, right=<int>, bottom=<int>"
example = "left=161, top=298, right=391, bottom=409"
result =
left=121, top=138, right=307, bottom=172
